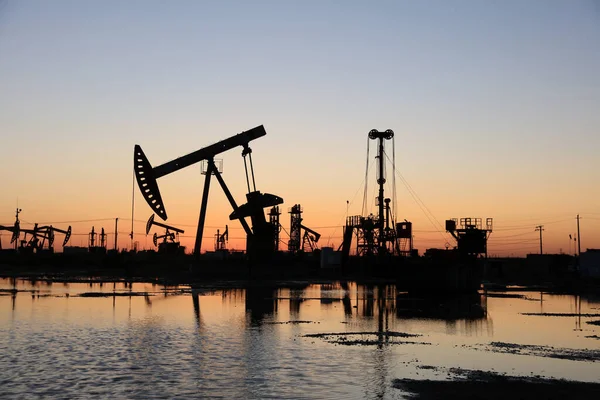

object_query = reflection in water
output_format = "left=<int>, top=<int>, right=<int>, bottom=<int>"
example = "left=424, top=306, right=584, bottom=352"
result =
left=324, top=283, right=490, bottom=333
left=192, top=290, right=201, bottom=326
left=288, top=288, right=305, bottom=317
left=2, top=278, right=600, bottom=399
left=245, top=285, right=278, bottom=326
left=197, top=283, right=491, bottom=336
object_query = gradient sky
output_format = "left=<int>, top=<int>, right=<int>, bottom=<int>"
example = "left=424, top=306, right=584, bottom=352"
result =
left=0, top=0, right=599, bottom=255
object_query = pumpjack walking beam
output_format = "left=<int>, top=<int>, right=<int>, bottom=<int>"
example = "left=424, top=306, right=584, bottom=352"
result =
left=134, top=126, right=266, bottom=221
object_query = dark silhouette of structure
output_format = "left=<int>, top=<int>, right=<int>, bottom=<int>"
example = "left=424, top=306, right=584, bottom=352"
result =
left=133, top=125, right=283, bottom=262
left=536, top=225, right=544, bottom=254
left=446, top=218, right=493, bottom=257
left=214, top=225, right=228, bottom=251
left=268, top=206, right=281, bottom=252
left=287, top=204, right=321, bottom=254
left=88, top=226, right=108, bottom=253
left=341, top=129, right=412, bottom=260
left=146, top=214, right=185, bottom=254
left=0, top=208, right=72, bottom=253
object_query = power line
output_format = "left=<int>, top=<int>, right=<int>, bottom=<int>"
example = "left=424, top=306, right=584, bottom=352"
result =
left=491, top=231, right=537, bottom=239
left=382, top=151, right=452, bottom=244
left=36, top=218, right=114, bottom=224
left=489, top=241, right=539, bottom=246
left=494, top=219, right=571, bottom=230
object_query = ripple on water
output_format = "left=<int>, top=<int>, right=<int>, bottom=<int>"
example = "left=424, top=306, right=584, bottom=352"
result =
left=1, top=280, right=600, bottom=398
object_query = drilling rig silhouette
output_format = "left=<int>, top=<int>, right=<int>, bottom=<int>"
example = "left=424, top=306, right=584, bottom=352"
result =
left=341, top=130, right=412, bottom=261
left=336, top=129, right=493, bottom=290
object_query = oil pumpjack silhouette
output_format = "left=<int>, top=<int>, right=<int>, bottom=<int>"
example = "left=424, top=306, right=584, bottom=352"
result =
left=0, top=208, right=72, bottom=253
left=145, top=214, right=185, bottom=254
left=133, top=125, right=283, bottom=262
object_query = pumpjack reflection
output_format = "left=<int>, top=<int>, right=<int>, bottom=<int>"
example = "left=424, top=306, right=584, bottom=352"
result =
left=245, top=285, right=278, bottom=326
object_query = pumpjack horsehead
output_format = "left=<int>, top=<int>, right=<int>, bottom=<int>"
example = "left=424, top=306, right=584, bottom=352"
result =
left=133, top=125, right=283, bottom=261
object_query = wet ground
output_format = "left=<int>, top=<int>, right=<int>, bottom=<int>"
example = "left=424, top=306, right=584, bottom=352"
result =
left=1, top=278, right=599, bottom=399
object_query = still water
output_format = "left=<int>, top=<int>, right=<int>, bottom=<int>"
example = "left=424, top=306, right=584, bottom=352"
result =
left=1, top=278, right=599, bottom=399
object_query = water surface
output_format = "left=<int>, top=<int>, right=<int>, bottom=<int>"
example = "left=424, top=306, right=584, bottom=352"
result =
left=1, top=279, right=599, bottom=399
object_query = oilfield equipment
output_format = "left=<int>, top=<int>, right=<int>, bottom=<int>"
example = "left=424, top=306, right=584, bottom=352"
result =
left=0, top=208, right=24, bottom=250
left=445, top=218, right=493, bottom=257
left=341, top=129, right=413, bottom=260
left=145, top=214, right=185, bottom=254
left=20, top=224, right=72, bottom=253
left=287, top=204, right=321, bottom=253
left=0, top=209, right=72, bottom=253
left=214, top=225, right=228, bottom=251
left=88, top=226, right=97, bottom=247
left=268, top=206, right=281, bottom=251
left=99, top=228, right=107, bottom=248
left=88, top=226, right=108, bottom=253
left=134, top=125, right=283, bottom=261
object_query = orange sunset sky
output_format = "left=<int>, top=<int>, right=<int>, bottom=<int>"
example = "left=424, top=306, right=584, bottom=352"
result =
left=1, top=1, right=599, bottom=256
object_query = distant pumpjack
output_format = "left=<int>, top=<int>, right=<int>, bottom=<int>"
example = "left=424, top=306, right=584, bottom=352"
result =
left=133, top=125, right=283, bottom=261
left=35, top=224, right=72, bottom=252
left=445, top=218, right=493, bottom=258
left=215, top=225, right=228, bottom=251
left=287, top=204, right=321, bottom=254
left=0, top=209, right=71, bottom=253
left=146, top=214, right=185, bottom=254
left=302, top=226, right=321, bottom=252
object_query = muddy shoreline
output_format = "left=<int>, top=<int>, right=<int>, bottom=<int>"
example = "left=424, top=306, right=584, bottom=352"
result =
left=393, top=367, right=600, bottom=399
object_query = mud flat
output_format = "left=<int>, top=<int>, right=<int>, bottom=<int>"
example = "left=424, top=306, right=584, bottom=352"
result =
left=484, top=292, right=536, bottom=300
left=265, top=320, right=319, bottom=325
left=393, top=367, right=600, bottom=399
left=521, top=312, right=600, bottom=317
left=0, top=288, right=39, bottom=294
left=303, top=331, right=431, bottom=346
left=75, top=292, right=156, bottom=297
left=466, top=341, right=600, bottom=362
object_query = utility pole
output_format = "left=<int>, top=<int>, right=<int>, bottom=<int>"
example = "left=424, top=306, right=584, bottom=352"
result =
left=576, top=214, right=581, bottom=256
left=535, top=225, right=544, bottom=254
left=114, top=218, right=119, bottom=251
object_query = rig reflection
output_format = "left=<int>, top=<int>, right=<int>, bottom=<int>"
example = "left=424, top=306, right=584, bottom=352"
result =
left=191, top=282, right=492, bottom=336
